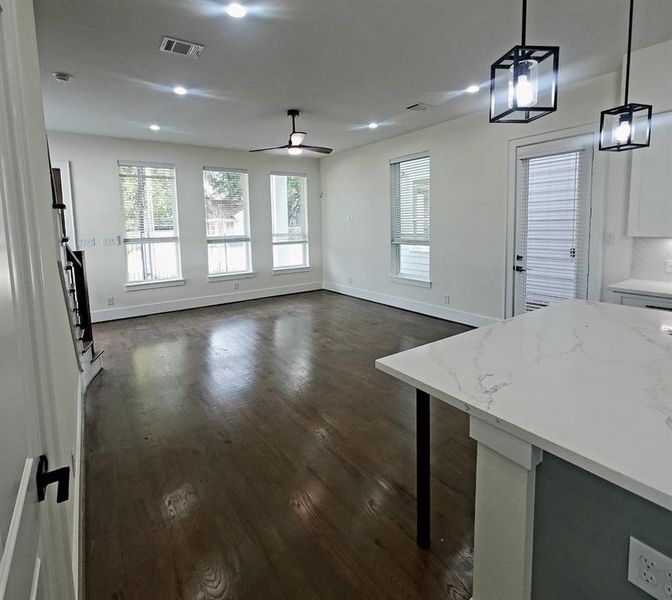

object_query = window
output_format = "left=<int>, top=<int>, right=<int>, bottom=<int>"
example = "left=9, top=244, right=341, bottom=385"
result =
left=270, top=174, right=309, bottom=270
left=390, top=154, right=431, bottom=282
left=119, top=162, right=181, bottom=283
left=203, top=168, right=252, bottom=276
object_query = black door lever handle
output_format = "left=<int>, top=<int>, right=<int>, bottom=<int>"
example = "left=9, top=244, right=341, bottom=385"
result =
left=36, top=455, right=70, bottom=503
left=514, top=265, right=527, bottom=272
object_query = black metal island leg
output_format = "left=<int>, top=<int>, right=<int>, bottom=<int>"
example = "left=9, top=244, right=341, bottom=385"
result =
left=416, top=389, right=430, bottom=548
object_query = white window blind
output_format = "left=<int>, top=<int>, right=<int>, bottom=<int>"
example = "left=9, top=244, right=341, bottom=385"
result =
left=270, top=174, right=309, bottom=269
left=390, top=155, right=430, bottom=281
left=203, top=168, right=252, bottom=275
left=515, top=150, right=591, bottom=313
left=119, top=162, right=181, bottom=283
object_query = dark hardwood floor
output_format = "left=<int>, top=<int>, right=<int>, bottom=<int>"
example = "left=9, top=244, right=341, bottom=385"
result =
left=85, top=291, right=476, bottom=599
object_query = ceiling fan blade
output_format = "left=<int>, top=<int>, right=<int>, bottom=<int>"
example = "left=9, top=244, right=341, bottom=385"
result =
left=249, top=145, right=290, bottom=153
left=299, top=145, right=333, bottom=155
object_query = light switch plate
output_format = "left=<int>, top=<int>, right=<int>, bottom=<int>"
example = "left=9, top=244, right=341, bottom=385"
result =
left=101, top=236, right=119, bottom=246
left=628, top=536, right=672, bottom=599
left=78, top=238, right=96, bottom=247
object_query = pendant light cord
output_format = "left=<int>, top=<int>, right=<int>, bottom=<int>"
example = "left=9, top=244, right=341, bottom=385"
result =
left=624, top=0, right=634, bottom=104
left=521, top=0, right=527, bottom=45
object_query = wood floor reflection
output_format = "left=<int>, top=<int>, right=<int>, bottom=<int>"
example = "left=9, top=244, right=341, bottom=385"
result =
left=85, top=291, right=476, bottom=599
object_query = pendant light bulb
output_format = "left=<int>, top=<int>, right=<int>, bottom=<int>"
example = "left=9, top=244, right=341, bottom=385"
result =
left=508, top=60, right=538, bottom=108
left=516, top=75, right=535, bottom=107
left=613, top=114, right=633, bottom=143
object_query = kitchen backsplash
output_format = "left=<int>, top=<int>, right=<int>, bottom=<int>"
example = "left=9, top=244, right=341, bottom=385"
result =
left=631, top=238, right=672, bottom=282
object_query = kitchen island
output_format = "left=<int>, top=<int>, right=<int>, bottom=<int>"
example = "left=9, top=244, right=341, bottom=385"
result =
left=376, top=300, right=672, bottom=600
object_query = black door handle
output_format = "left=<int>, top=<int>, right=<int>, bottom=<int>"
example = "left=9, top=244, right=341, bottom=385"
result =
left=36, top=455, right=70, bottom=503
left=514, top=265, right=527, bottom=272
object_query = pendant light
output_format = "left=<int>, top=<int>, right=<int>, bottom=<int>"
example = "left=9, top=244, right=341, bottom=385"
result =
left=599, top=0, right=652, bottom=151
left=489, top=0, right=559, bottom=123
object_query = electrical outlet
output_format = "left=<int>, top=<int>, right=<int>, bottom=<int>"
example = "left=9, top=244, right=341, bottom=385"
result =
left=665, top=259, right=672, bottom=274
left=603, top=231, right=615, bottom=245
left=628, top=536, right=672, bottom=599
left=444, top=295, right=450, bottom=305
left=233, top=282, right=240, bottom=290
left=106, top=296, right=114, bottom=306
left=78, top=238, right=96, bottom=247
left=348, top=277, right=353, bottom=285
left=346, top=213, right=354, bottom=222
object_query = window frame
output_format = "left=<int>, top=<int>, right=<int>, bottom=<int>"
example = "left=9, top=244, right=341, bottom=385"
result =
left=269, top=171, right=310, bottom=272
left=118, top=160, right=183, bottom=286
left=389, top=152, right=431, bottom=286
left=202, top=166, right=254, bottom=278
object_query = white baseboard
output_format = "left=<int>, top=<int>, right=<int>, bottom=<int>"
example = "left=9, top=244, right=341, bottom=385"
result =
left=91, top=281, right=323, bottom=322
left=73, top=350, right=102, bottom=600
left=323, top=281, right=498, bottom=327
left=72, top=378, right=84, bottom=600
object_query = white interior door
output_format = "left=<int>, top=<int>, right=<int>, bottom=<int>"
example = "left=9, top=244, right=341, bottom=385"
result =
left=0, top=0, right=75, bottom=597
left=513, top=138, right=594, bottom=315
left=0, top=200, right=44, bottom=599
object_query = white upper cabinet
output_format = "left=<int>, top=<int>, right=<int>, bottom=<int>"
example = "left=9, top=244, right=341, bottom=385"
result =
left=627, top=40, right=672, bottom=237
left=628, top=111, right=672, bottom=237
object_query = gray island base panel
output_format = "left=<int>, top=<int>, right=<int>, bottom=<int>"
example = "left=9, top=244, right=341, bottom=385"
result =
left=375, top=299, right=672, bottom=600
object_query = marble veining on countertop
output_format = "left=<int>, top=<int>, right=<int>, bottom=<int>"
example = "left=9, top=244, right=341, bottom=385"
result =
left=376, top=300, right=672, bottom=510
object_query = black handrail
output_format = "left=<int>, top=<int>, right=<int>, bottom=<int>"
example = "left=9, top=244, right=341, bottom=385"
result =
left=65, top=245, right=93, bottom=348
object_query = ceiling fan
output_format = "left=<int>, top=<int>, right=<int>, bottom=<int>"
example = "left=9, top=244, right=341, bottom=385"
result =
left=249, top=109, right=333, bottom=155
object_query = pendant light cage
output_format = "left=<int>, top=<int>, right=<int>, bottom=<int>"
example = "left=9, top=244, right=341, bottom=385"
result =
left=599, top=103, right=652, bottom=151
left=489, top=0, right=559, bottom=124
left=489, top=45, right=559, bottom=123
left=599, top=0, right=652, bottom=151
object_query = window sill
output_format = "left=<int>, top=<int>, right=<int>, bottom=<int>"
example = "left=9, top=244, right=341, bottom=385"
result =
left=272, top=266, right=311, bottom=275
left=389, top=275, right=432, bottom=289
left=125, top=278, right=185, bottom=291
left=208, top=271, right=256, bottom=282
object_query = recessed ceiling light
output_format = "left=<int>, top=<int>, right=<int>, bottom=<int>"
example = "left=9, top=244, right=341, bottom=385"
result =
left=466, top=84, right=480, bottom=94
left=225, top=3, right=247, bottom=18
left=150, top=124, right=161, bottom=131
left=368, top=122, right=379, bottom=129
left=173, top=86, right=188, bottom=95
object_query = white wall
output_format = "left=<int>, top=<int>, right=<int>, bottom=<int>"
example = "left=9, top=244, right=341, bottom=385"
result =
left=321, top=72, right=633, bottom=324
left=47, top=133, right=323, bottom=321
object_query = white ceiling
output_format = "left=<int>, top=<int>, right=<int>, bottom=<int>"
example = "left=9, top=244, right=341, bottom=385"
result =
left=35, top=0, right=672, bottom=154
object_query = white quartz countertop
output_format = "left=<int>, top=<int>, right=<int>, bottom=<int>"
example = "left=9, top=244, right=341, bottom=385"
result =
left=376, top=300, right=672, bottom=511
left=609, top=278, right=672, bottom=299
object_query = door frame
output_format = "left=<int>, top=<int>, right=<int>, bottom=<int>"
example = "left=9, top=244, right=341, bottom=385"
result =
left=505, top=124, right=607, bottom=318
left=0, top=0, right=77, bottom=596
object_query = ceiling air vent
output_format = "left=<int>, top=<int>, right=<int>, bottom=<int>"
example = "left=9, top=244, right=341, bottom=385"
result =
left=159, top=36, right=205, bottom=58
left=406, top=102, right=431, bottom=112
